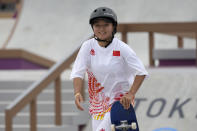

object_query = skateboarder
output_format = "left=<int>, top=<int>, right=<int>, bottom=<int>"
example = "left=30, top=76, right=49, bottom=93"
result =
left=70, top=7, right=148, bottom=131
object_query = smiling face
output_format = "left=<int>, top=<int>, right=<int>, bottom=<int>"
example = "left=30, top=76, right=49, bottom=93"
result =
left=92, top=19, right=114, bottom=41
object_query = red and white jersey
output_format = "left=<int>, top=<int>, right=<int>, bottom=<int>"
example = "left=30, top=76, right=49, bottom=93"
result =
left=70, top=38, right=148, bottom=118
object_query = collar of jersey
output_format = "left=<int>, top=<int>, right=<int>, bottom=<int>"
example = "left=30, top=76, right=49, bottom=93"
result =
left=94, top=38, right=116, bottom=52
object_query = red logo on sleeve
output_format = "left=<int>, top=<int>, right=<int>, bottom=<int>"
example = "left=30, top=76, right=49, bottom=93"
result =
left=90, top=49, right=95, bottom=55
left=113, top=50, right=120, bottom=56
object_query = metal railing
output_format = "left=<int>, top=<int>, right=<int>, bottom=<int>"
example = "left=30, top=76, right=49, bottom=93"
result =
left=117, top=22, right=197, bottom=66
left=5, top=46, right=80, bottom=131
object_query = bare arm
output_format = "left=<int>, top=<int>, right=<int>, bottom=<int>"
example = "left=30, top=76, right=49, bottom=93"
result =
left=120, top=75, right=146, bottom=109
left=73, top=77, right=83, bottom=95
left=73, top=77, right=84, bottom=111
left=129, top=75, right=146, bottom=95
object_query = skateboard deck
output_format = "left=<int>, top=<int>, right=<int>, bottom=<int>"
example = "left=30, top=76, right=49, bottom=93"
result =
left=110, top=101, right=139, bottom=131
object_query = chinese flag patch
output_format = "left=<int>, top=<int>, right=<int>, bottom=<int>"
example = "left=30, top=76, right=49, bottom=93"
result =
left=113, top=50, right=120, bottom=56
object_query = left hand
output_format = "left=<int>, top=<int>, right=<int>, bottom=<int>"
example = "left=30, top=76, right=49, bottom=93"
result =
left=120, top=92, right=135, bottom=110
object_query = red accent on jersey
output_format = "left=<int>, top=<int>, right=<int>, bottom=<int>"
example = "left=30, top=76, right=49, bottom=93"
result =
left=96, top=83, right=101, bottom=87
left=96, top=87, right=104, bottom=93
left=113, top=50, right=120, bottom=56
left=114, top=93, right=124, bottom=101
left=87, top=71, right=111, bottom=115
left=90, top=49, right=95, bottom=55
left=100, top=129, right=105, bottom=131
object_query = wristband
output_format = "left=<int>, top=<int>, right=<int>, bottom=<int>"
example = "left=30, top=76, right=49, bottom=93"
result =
left=74, top=92, right=81, bottom=99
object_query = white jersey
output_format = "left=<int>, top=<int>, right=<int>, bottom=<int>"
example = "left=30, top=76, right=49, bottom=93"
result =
left=70, top=38, right=148, bottom=118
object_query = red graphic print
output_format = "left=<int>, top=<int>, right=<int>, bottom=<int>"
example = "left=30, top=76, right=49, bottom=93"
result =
left=96, top=86, right=104, bottom=93
left=113, top=50, right=120, bottom=56
left=100, top=129, right=105, bottom=131
left=87, top=71, right=110, bottom=115
left=90, top=49, right=95, bottom=55
left=114, top=92, right=124, bottom=101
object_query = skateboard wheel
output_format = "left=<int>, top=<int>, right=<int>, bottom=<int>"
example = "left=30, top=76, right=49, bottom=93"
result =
left=111, top=124, right=115, bottom=131
left=131, top=122, right=137, bottom=129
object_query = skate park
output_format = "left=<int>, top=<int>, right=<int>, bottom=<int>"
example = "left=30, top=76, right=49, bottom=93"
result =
left=0, top=0, right=197, bottom=131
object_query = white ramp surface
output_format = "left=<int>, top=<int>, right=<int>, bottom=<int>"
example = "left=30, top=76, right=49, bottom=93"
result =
left=7, top=0, right=92, bottom=61
left=5, top=0, right=197, bottom=65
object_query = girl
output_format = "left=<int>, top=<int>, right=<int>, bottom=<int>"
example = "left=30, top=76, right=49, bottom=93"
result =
left=70, top=7, right=148, bottom=131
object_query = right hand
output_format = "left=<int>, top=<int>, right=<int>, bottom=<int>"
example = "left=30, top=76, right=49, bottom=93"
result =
left=120, top=92, right=135, bottom=110
left=74, top=93, right=84, bottom=111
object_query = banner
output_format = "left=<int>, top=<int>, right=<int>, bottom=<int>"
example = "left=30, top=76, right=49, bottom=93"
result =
left=135, top=68, right=197, bottom=131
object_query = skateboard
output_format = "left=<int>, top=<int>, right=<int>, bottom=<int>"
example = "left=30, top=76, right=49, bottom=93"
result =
left=110, top=101, right=139, bottom=131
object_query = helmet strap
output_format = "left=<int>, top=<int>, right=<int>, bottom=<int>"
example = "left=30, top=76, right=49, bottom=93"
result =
left=94, top=34, right=114, bottom=48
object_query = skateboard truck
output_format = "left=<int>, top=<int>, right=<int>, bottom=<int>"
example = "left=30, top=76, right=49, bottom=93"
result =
left=111, top=120, right=137, bottom=131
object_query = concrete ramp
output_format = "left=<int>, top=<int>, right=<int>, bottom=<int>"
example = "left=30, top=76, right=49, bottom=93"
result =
left=6, top=0, right=92, bottom=61
left=5, top=0, right=197, bottom=65
left=0, top=19, right=15, bottom=47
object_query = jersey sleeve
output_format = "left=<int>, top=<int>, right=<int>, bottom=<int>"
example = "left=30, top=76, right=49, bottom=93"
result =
left=121, top=43, right=148, bottom=77
left=70, top=42, right=90, bottom=79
